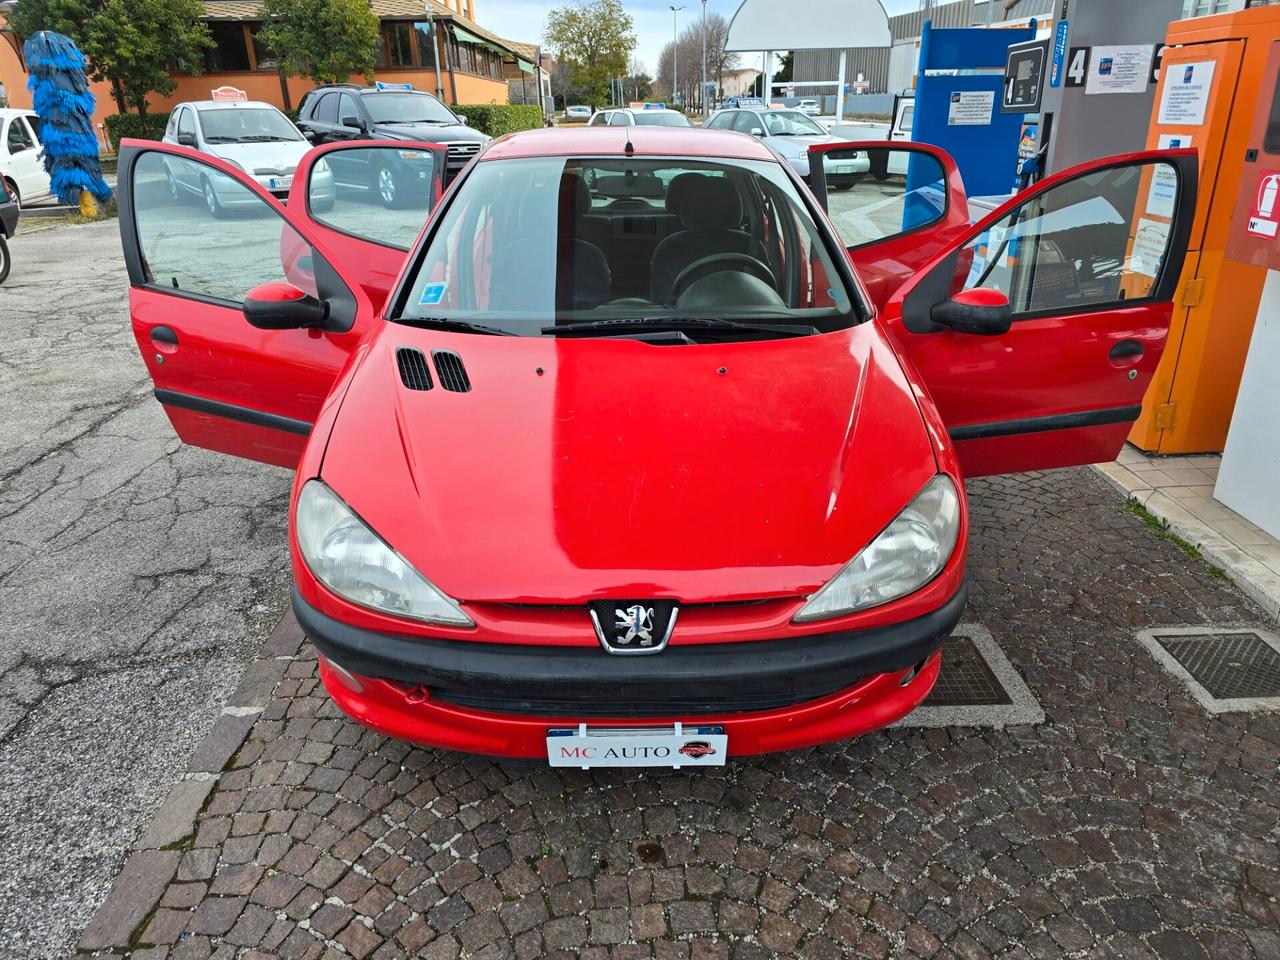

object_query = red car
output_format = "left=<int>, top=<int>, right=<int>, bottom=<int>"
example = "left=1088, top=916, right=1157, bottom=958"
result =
left=117, top=128, right=1195, bottom=766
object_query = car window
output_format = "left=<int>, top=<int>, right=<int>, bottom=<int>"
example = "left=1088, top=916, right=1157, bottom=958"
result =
left=633, top=112, right=691, bottom=127
left=821, top=149, right=948, bottom=248
left=706, top=112, right=734, bottom=130
left=956, top=161, right=1178, bottom=317
left=762, top=111, right=826, bottom=137
left=309, top=145, right=438, bottom=250
left=164, top=110, right=179, bottom=139
left=198, top=107, right=302, bottom=143
left=338, top=93, right=361, bottom=127
left=732, top=112, right=760, bottom=135
left=132, top=151, right=320, bottom=304
left=176, top=108, right=196, bottom=139
left=361, top=91, right=456, bottom=124
left=23, top=116, right=41, bottom=142
left=607, top=112, right=631, bottom=126
left=314, top=93, right=338, bottom=124
left=397, top=156, right=858, bottom=338
left=7, top=117, right=35, bottom=153
left=896, top=105, right=914, bottom=134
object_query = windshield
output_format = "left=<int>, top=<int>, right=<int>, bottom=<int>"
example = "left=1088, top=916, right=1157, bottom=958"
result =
left=363, top=92, right=457, bottom=124
left=763, top=111, right=826, bottom=137
left=395, top=156, right=858, bottom=340
left=633, top=112, right=692, bottom=127
left=197, top=107, right=301, bottom=142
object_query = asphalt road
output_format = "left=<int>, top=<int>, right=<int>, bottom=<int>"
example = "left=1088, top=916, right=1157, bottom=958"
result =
left=0, top=219, right=294, bottom=958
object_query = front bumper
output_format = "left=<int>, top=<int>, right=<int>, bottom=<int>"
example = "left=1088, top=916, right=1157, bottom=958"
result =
left=294, top=583, right=966, bottom=758
left=0, top=199, right=17, bottom=238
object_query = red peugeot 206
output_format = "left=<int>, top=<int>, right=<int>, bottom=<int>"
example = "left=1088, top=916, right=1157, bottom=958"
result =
left=118, top=127, right=1194, bottom=767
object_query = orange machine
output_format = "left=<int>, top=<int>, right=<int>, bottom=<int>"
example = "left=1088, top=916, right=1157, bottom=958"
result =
left=1129, top=4, right=1280, bottom=454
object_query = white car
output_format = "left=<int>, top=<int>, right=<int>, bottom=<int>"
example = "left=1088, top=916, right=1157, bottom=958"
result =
left=0, top=108, right=55, bottom=209
left=161, top=100, right=333, bottom=212
left=797, top=99, right=822, bottom=116
left=565, top=105, right=592, bottom=120
left=587, top=108, right=693, bottom=128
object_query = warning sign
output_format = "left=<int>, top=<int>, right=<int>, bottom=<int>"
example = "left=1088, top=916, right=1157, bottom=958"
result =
left=1247, top=171, right=1280, bottom=239
left=947, top=90, right=994, bottom=126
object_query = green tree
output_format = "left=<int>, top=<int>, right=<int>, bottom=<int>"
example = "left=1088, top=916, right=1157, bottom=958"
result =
left=544, top=0, right=636, bottom=108
left=8, top=0, right=211, bottom=114
left=256, top=0, right=381, bottom=87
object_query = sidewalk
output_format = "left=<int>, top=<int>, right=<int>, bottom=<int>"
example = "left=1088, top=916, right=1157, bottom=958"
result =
left=1094, top=445, right=1280, bottom=620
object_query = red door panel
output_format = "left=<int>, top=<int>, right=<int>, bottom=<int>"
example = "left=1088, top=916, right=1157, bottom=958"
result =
left=880, top=149, right=1198, bottom=478
left=808, top=140, right=971, bottom=310
left=118, top=140, right=377, bottom=467
left=287, top=141, right=447, bottom=311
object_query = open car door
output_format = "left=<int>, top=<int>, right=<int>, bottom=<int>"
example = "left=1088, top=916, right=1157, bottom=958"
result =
left=808, top=140, right=971, bottom=310
left=118, top=140, right=378, bottom=468
left=878, top=149, right=1198, bottom=478
left=286, top=140, right=448, bottom=310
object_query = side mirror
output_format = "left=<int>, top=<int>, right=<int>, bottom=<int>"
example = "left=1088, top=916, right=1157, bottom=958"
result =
left=243, top=282, right=329, bottom=330
left=176, top=132, right=196, bottom=147
left=455, top=113, right=467, bottom=125
left=341, top=115, right=362, bottom=130
left=750, top=127, right=764, bottom=137
left=931, top=288, right=1012, bottom=336
left=302, top=128, right=316, bottom=142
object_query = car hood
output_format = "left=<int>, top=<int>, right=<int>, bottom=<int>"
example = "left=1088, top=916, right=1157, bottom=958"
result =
left=209, top=140, right=310, bottom=173
left=318, top=326, right=937, bottom=604
left=371, top=122, right=489, bottom=143
left=769, top=135, right=842, bottom=157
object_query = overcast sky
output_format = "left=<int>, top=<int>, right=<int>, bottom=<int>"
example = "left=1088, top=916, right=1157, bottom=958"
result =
left=479, top=0, right=921, bottom=79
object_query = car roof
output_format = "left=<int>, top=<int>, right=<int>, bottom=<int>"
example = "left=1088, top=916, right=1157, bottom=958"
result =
left=176, top=100, right=282, bottom=111
left=482, top=126, right=777, bottom=162
left=0, top=107, right=37, bottom=118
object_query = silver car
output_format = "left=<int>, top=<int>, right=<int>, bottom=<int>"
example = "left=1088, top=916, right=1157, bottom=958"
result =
left=161, top=100, right=335, bottom=216
left=704, top=107, right=869, bottom=187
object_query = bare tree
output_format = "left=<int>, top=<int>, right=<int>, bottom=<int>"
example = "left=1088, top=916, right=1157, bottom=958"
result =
left=654, top=13, right=737, bottom=108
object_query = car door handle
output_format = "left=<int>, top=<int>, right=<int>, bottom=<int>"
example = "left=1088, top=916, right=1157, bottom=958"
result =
left=150, top=325, right=179, bottom=346
left=1109, top=339, right=1144, bottom=361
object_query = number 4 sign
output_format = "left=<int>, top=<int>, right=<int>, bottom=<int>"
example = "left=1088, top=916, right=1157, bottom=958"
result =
left=1063, top=47, right=1089, bottom=87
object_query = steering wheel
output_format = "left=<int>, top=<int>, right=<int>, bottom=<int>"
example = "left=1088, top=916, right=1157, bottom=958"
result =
left=670, top=253, right=777, bottom=303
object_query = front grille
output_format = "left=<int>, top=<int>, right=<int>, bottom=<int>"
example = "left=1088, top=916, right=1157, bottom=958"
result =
left=431, top=680, right=855, bottom=718
left=446, top=142, right=482, bottom=166
left=252, top=165, right=297, bottom=177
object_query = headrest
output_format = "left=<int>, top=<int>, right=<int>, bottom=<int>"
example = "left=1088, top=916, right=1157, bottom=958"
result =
left=559, top=172, right=591, bottom=218
left=680, top=177, right=742, bottom=230
left=664, top=172, right=707, bottom=216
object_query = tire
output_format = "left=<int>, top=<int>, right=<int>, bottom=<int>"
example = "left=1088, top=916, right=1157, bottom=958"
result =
left=165, top=164, right=182, bottom=203
left=0, top=236, right=10, bottom=286
left=4, top=180, right=19, bottom=211
left=202, top=177, right=226, bottom=219
left=375, top=164, right=407, bottom=209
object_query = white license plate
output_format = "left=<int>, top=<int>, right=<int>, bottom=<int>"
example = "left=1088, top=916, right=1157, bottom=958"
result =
left=837, top=165, right=854, bottom=174
left=547, top=723, right=727, bottom=768
left=268, top=176, right=293, bottom=190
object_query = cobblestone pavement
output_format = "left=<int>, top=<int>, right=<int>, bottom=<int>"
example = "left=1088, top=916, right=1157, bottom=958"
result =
left=76, top=470, right=1280, bottom=959
left=0, top=220, right=293, bottom=957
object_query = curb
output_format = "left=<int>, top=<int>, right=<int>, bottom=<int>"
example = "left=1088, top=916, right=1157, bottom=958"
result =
left=1092, top=461, right=1280, bottom=622
left=73, top=610, right=305, bottom=954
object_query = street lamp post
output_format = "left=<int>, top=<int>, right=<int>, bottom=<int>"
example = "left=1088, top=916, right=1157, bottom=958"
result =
left=670, top=5, right=683, bottom=107
left=701, top=0, right=708, bottom=115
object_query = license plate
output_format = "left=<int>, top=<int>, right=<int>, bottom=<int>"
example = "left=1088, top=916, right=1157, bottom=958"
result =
left=837, top=165, right=854, bottom=174
left=547, top=723, right=728, bottom=768
left=269, top=176, right=293, bottom=190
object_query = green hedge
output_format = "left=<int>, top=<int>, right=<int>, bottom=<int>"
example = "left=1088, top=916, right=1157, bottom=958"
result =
left=104, top=112, right=168, bottom=150
left=454, top=104, right=543, bottom=137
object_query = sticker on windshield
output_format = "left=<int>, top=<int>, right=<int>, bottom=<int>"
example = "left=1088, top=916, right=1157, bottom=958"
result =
left=418, top=282, right=447, bottom=306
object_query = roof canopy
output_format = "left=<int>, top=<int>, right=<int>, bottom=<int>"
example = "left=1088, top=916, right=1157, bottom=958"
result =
left=724, top=0, right=891, bottom=52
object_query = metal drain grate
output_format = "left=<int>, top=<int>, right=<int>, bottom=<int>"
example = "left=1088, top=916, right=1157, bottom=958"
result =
left=1153, top=632, right=1280, bottom=700
left=1137, top=627, right=1280, bottom=714
left=925, top=635, right=1013, bottom=707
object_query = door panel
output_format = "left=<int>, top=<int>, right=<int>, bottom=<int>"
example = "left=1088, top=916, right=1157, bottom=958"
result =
left=287, top=141, right=447, bottom=310
left=809, top=141, right=970, bottom=310
left=118, top=140, right=376, bottom=467
left=882, top=149, right=1198, bottom=478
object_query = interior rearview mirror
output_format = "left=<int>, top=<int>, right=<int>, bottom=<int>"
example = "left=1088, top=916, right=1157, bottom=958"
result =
left=243, top=282, right=329, bottom=330
left=931, top=288, right=1012, bottom=336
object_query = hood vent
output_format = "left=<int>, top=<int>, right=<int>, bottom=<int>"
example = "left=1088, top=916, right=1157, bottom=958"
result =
left=396, top=347, right=434, bottom=391
left=432, top=350, right=471, bottom=393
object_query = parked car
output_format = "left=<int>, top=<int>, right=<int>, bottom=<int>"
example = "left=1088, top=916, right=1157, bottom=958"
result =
left=117, top=126, right=1195, bottom=765
left=587, top=108, right=693, bottom=128
left=160, top=100, right=332, bottom=213
left=705, top=106, right=868, bottom=187
left=565, top=105, right=592, bottom=120
left=0, top=107, right=54, bottom=209
left=797, top=99, right=822, bottom=116
left=0, top=176, right=17, bottom=284
left=296, top=84, right=489, bottom=183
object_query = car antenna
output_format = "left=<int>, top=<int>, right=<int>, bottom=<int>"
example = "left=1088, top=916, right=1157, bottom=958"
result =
left=624, top=137, right=635, bottom=156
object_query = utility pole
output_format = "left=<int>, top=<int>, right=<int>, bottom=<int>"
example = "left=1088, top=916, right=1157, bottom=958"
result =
left=701, top=0, right=708, bottom=114
left=670, top=5, right=683, bottom=107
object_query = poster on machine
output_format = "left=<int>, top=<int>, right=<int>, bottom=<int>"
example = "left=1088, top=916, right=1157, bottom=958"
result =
left=1129, top=218, right=1170, bottom=278
left=947, top=91, right=995, bottom=126
left=1157, top=60, right=1215, bottom=126
left=1085, top=44, right=1154, bottom=95
left=1146, top=134, right=1192, bottom=218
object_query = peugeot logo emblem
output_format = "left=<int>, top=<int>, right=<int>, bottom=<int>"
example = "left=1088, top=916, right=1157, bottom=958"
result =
left=589, top=600, right=678, bottom=655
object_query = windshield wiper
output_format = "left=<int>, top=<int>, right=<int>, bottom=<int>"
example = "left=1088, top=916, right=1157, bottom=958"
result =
left=397, top=316, right=517, bottom=336
left=541, top=317, right=817, bottom=338
left=240, top=135, right=292, bottom=141
left=204, top=135, right=240, bottom=143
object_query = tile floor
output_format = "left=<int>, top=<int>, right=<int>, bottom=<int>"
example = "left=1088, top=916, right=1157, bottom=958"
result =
left=1094, top=445, right=1280, bottom=620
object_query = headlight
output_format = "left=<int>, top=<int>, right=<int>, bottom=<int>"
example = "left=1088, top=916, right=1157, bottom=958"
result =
left=295, top=481, right=473, bottom=626
left=793, top=475, right=960, bottom=623
left=221, top=158, right=245, bottom=172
